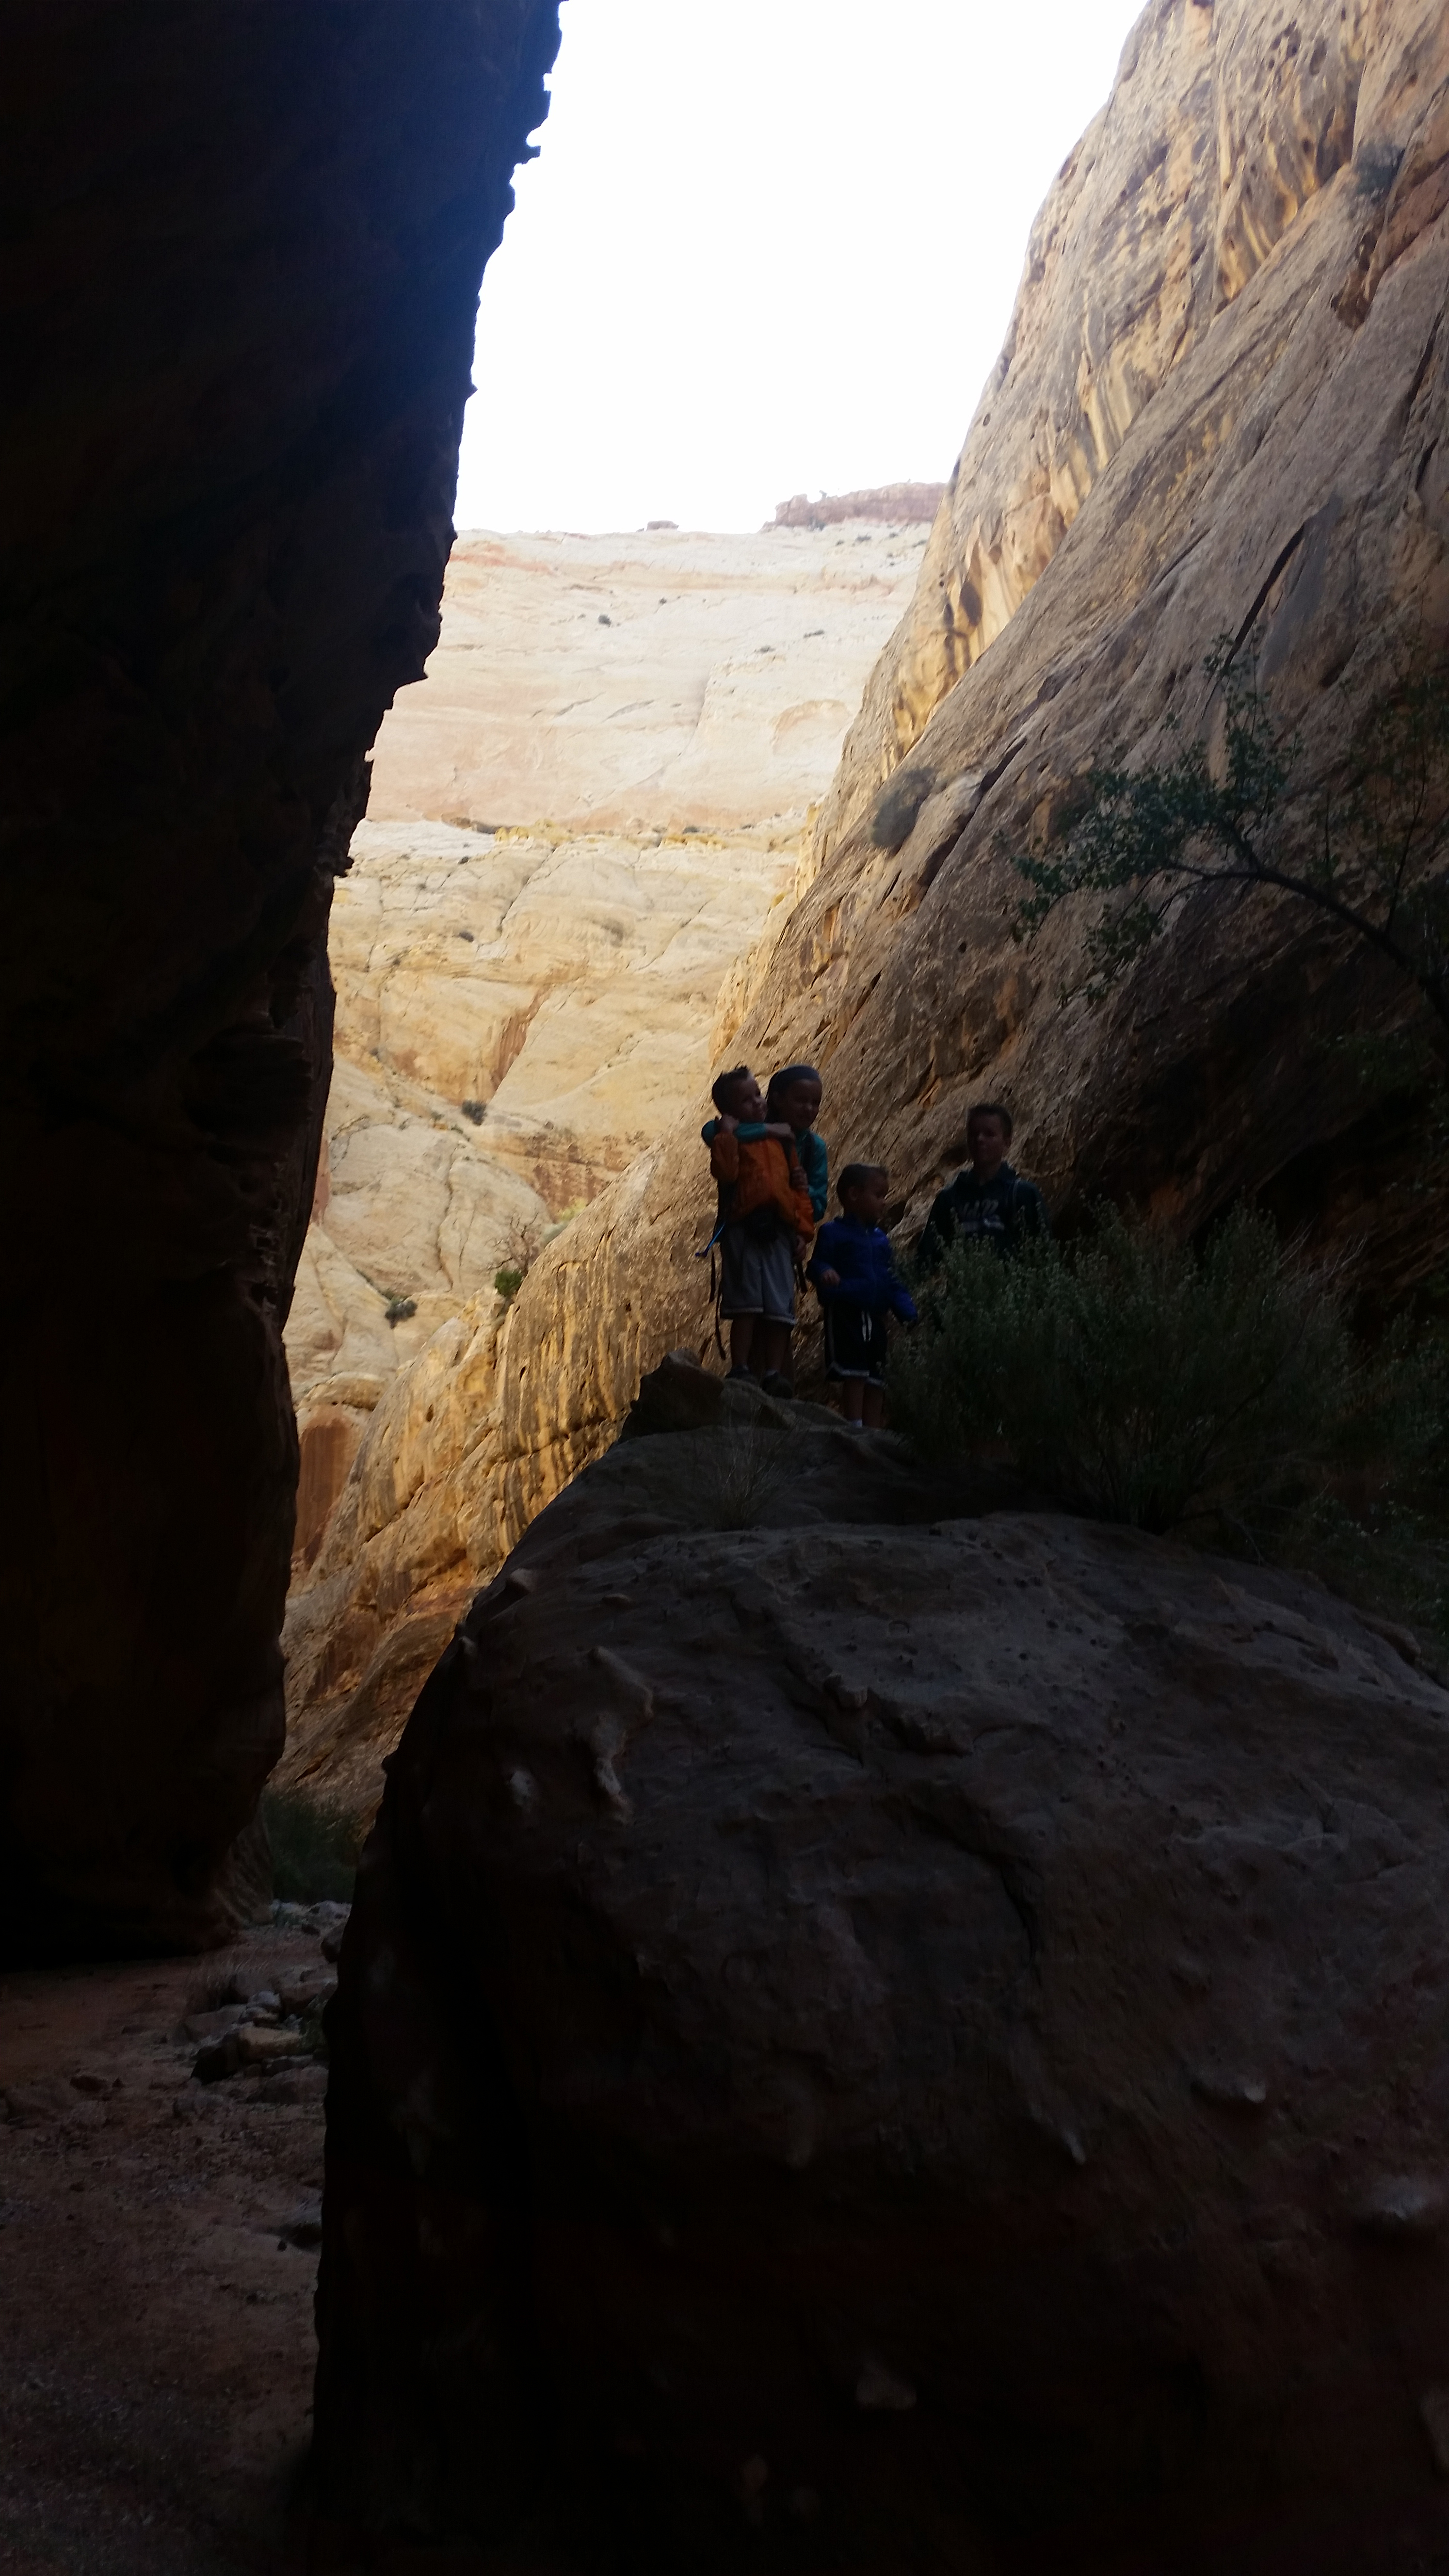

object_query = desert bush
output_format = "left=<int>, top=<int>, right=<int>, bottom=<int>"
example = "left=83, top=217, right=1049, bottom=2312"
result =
left=385, top=1294, right=417, bottom=1326
left=495, top=1214, right=547, bottom=1307
left=187, top=1950, right=249, bottom=2012
left=891, top=1205, right=1446, bottom=1544
left=659, top=1426, right=790, bottom=1531
left=260, top=1787, right=363, bottom=1905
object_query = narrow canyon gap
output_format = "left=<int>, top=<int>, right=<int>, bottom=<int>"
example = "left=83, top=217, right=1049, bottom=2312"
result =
left=0, top=0, right=561, bottom=1956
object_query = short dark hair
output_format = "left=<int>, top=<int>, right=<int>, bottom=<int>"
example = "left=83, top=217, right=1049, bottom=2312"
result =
left=711, top=1064, right=754, bottom=1113
left=765, top=1062, right=821, bottom=1118
left=966, top=1099, right=1014, bottom=1142
left=837, top=1162, right=888, bottom=1201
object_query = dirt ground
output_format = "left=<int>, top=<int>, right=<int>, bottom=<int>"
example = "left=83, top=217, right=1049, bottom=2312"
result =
left=0, top=1919, right=334, bottom=2576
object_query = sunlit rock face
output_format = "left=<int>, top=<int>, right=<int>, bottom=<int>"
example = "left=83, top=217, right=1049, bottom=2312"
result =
left=0, top=0, right=560, bottom=1956
left=285, top=525, right=922, bottom=1423
left=367, top=524, right=928, bottom=835
left=282, top=0, right=1449, bottom=1834
left=811, top=0, right=1397, bottom=866
left=281, top=526, right=921, bottom=1737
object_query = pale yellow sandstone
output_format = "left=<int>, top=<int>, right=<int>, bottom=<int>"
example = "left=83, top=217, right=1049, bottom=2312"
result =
left=365, top=525, right=929, bottom=834
left=284, top=530, right=919, bottom=1410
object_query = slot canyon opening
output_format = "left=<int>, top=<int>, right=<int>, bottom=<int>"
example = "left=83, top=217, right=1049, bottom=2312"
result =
left=6, top=0, right=1449, bottom=2569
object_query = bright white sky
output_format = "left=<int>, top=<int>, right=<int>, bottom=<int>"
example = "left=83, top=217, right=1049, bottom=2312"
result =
left=454, top=0, right=1144, bottom=534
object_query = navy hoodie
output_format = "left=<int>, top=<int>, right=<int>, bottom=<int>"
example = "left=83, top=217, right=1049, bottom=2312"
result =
left=807, top=1217, right=918, bottom=1321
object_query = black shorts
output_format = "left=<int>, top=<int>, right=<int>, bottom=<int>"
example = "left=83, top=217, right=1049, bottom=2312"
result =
left=823, top=1301, right=890, bottom=1384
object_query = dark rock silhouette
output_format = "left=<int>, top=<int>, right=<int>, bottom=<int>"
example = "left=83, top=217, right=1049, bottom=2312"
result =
left=314, top=1399, right=1449, bottom=2565
left=0, top=0, right=561, bottom=1955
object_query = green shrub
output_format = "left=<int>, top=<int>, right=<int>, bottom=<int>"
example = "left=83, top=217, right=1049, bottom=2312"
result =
left=260, top=1787, right=363, bottom=1905
left=494, top=1264, right=524, bottom=1304
left=891, top=1205, right=1446, bottom=1545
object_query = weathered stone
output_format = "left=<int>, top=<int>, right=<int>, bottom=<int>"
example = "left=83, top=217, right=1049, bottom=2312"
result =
left=314, top=1426, right=1449, bottom=2563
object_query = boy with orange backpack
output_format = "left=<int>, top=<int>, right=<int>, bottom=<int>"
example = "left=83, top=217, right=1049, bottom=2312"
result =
left=701, top=1064, right=815, bottom=1393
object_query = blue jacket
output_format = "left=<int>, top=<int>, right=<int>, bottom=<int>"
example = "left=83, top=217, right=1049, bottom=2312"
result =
left=702, top=1119, right=829, bottom=1220
left=807, top=1217, right=918, bottom=1321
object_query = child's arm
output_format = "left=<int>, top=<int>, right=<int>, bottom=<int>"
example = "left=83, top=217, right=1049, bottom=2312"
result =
left=798, top=1128, right=829, bottom=1222
left=709, top=1128, right=741, bottom=1182
left=806, top=1223, right=841, bottom=1292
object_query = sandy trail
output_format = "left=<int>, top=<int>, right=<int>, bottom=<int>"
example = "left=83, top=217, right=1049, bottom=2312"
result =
left=0, top=1921, right=332, bottom=2575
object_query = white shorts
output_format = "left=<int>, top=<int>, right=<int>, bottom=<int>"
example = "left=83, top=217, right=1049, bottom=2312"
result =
left=719, top=1224, right=797, bottom=1325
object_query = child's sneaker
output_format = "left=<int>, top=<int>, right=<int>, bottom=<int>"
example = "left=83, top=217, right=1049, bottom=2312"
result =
left=759, top=1371, right=795, bottom=1400
left=726, top=1365, right=758, bottom=1383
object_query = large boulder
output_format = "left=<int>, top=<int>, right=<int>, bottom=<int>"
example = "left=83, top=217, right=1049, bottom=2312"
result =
left=314, top=1410, right=1449, bottom=2567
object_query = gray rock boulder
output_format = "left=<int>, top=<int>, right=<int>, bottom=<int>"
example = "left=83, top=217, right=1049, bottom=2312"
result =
left=313, top=1421, right=1449, bottom=2567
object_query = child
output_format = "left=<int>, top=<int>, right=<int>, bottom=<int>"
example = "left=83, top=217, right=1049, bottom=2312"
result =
left=808, top=1162, right=917, bottom=1427
left=701, top=1065, right=815, bottom=1393
left=918, top=1100, right=1049, bottom=1265
left=764, top=1064, right=828, bottom=1222
left=716, top=1063, right=828, bottom=1219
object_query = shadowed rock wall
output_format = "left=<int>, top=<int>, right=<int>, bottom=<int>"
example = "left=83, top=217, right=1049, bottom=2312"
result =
left=0, top=0, right=560, bottom=1954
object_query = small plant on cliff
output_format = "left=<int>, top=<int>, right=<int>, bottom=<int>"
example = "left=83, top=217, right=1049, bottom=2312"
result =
left=260, top=1788, right=363, bottom=1905
left=385, top=1295, right=416, bottom=1327
left=1010, top=640, right=1449, bottom=1032
left=494, top=1215, right=544, bottom=1308
left=890, top=1206, right=1446, bottom=1545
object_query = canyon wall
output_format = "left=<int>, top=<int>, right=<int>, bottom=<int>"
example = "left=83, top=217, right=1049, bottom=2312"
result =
left=286, top=524, right=921, bottom=1415
left=286, top=0, right=1449, bottom=1822
left=0, top=0, right=561, bottom=1954
left=281, top=526, right=921, bottom=1742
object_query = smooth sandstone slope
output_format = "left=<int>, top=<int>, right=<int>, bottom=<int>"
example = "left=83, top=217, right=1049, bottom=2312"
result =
left=286, top=0, right=1449, bottom=1816
left=0, top=0, right=560, bottom=1956
left=364, top=524, right=929, bottom=835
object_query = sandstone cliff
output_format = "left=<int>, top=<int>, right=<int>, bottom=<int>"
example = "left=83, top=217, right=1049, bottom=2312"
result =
left=285, top=0, right=1449, bottom=1818
left=772, top=483, right=947, bottom=530
left=286, top=525, right=921, bottom=1411
left=282, top=528, right=920, bottom=1597
left=1, top=0, right=560, bottom=1954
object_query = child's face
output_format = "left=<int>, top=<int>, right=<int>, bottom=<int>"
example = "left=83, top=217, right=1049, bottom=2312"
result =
left=776, top=1076, right=821, bottom=1130
left=731, top=1077, right=766, bottom=1122
left=842, top=1173, right=890, bottom=1227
